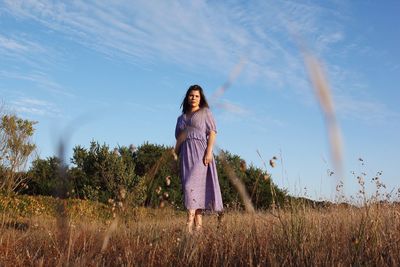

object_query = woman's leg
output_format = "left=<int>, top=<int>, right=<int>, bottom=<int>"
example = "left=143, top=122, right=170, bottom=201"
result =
left=194, top=209, right=202, bottom=231
left=187, top=209, right=195, bottom=233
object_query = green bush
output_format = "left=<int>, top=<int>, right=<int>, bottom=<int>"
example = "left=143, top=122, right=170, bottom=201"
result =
left=0, top=194, right=112, bottom=221
left=24, top=157, right=65, bottom=196
left=135, top=142, right=182, bottom=209
left=69, top=141, right=139, bottom=203
left=24, top=140, right=287, bottom=210
left=215, top=150, right=287, bottom=210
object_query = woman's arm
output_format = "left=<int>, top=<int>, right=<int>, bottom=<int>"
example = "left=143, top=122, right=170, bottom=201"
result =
left=173, top=116, right=186, bottom=159
left=203, top=130, right=216, bottom=166
left=174, top=129, right=187, bottom=155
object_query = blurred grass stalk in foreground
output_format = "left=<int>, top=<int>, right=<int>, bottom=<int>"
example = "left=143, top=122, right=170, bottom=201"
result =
left=304, top=52, right=344, bottom=192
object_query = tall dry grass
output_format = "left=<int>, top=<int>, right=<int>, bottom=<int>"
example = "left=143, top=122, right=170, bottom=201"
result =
left=1, top=201, right=400, bottom=266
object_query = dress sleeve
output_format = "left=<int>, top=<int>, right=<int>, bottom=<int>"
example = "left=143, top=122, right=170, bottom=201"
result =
left=175, top=115, right=185, bottom=139
left=205, top=108, right=217, bottom=135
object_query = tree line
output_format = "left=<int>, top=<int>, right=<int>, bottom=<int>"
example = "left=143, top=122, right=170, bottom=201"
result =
left=0, top=113, right=287, bottom=210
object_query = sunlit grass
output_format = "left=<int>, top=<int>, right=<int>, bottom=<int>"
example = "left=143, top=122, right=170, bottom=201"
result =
left=1, top=195, right=399, bottom=266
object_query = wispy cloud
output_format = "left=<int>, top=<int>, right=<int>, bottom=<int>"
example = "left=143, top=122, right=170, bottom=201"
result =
left=215, top=100, right=249, bottom=116
left=0, top=33, right=48, bottom=61
left=0, top=34, right=29, bottom=51
left=0, top=70, right=74, bottom=97
left=316, top=32, right=344, bottom=52
left=319, top=59, right=398, bottom=124
left=2, top=0, right=395, bottom=125
left=2, top=1, right=315, bottom=80
left=335, top=95, right=399, bottom=124
left=10, top=97, right=61, bottom=117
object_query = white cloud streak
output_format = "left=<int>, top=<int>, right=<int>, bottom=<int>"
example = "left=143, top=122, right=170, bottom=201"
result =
left=335, top=95, right=399, bottom=124
left=0, top=34, right=29, bottom=51
left=0, top=33, right=46, bottom=60
left=0, top=70, right=74, bottom=97
left=10, top=97, right=61, bottom=117
left=2, top=1, right=304, bottom=77
left=215, top=100, right=249, bottom=116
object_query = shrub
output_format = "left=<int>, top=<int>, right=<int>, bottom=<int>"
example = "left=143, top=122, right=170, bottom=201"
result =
left=69, top=141, right=139, bottom=203
left=215, top=150, right=287, bottom=210
left=25, top=157, right=65, bottom=196
left=0, top=114, right=36, bottom=194
left=135, top=142, right=182, bottom=209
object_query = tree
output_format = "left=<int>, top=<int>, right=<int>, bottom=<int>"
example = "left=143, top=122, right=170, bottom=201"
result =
left=215, top=150, right=287, bottom=210
left=25, top=156, right=63, bottom=196
left=70, top=141, right=139, bottom=203
left=134, top=143, right=181, bottom=208
left=134, top=142, right=166, bottom=177
left=0, top=114, right=36, bottom=194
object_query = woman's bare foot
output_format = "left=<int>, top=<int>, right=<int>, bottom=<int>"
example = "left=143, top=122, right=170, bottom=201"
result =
left=194, top=209, right=202, bottom=232
left=186, top=209, right=195, bottom=234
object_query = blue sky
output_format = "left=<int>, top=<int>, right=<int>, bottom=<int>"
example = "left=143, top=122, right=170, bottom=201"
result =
left=1, top=0, right=399, bottom=201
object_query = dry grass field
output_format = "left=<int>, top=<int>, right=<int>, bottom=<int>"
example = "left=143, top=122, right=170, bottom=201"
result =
left=1, top=195, right=400, bottom=266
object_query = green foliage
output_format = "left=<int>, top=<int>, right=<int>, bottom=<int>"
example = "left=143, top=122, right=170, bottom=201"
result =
left=0, top=194, right=112, bottom=221
left=133, top=143, right=287, bottom=210
left=215, top=150, right=287, bottom=210
left=0, top=114, right=36, bottom=194
left=25, top=156, right=64, bottom=196
left=70, top=141, right=139, bottom=203
left=24, top=139, right=287, bottom=210
left=215, top=152, right=243, bottom=209
left=134, top=142, right=166, bottom=177
left=135, top=143, right=182, bottom=209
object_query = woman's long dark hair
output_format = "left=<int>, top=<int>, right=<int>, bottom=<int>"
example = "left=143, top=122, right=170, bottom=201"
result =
left=180, top=84, right=209, bottom=114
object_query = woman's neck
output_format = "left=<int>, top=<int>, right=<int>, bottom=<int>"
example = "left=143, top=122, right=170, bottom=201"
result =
left=188, top=106, right=200, bottom=113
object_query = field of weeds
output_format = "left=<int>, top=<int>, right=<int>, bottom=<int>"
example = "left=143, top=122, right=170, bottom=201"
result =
left=1, top=195, right=400, bottom=266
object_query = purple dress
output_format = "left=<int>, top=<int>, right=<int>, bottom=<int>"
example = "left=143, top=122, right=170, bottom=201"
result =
left=175, top=108, right=223, bottom=211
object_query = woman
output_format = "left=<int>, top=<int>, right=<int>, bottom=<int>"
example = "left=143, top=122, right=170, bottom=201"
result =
left=174, top=84, right=223, bottom=233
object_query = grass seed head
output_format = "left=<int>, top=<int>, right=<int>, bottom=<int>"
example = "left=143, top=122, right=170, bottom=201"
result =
left=165, top=176, right=171, bottom=186
left=269, top=159, right=276, bottom=168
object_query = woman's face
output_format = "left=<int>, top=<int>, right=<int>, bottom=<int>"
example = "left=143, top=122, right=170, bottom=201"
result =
left=188, top=90, right=201, bottom=110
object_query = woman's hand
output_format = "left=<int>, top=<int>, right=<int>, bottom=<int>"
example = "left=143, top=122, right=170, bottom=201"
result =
left=203, top=150, right=213, bottom=166
left=171, top=148, right=178, bottom=161
left=174, top=129, right=187, bottom=159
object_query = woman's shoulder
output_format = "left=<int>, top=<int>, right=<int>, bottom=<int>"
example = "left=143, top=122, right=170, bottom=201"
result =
left=201, top=107, right=213, bottom=116
left=177, top=113, right=185, bottom=120
left=201, top=107, right=211, bottom=113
